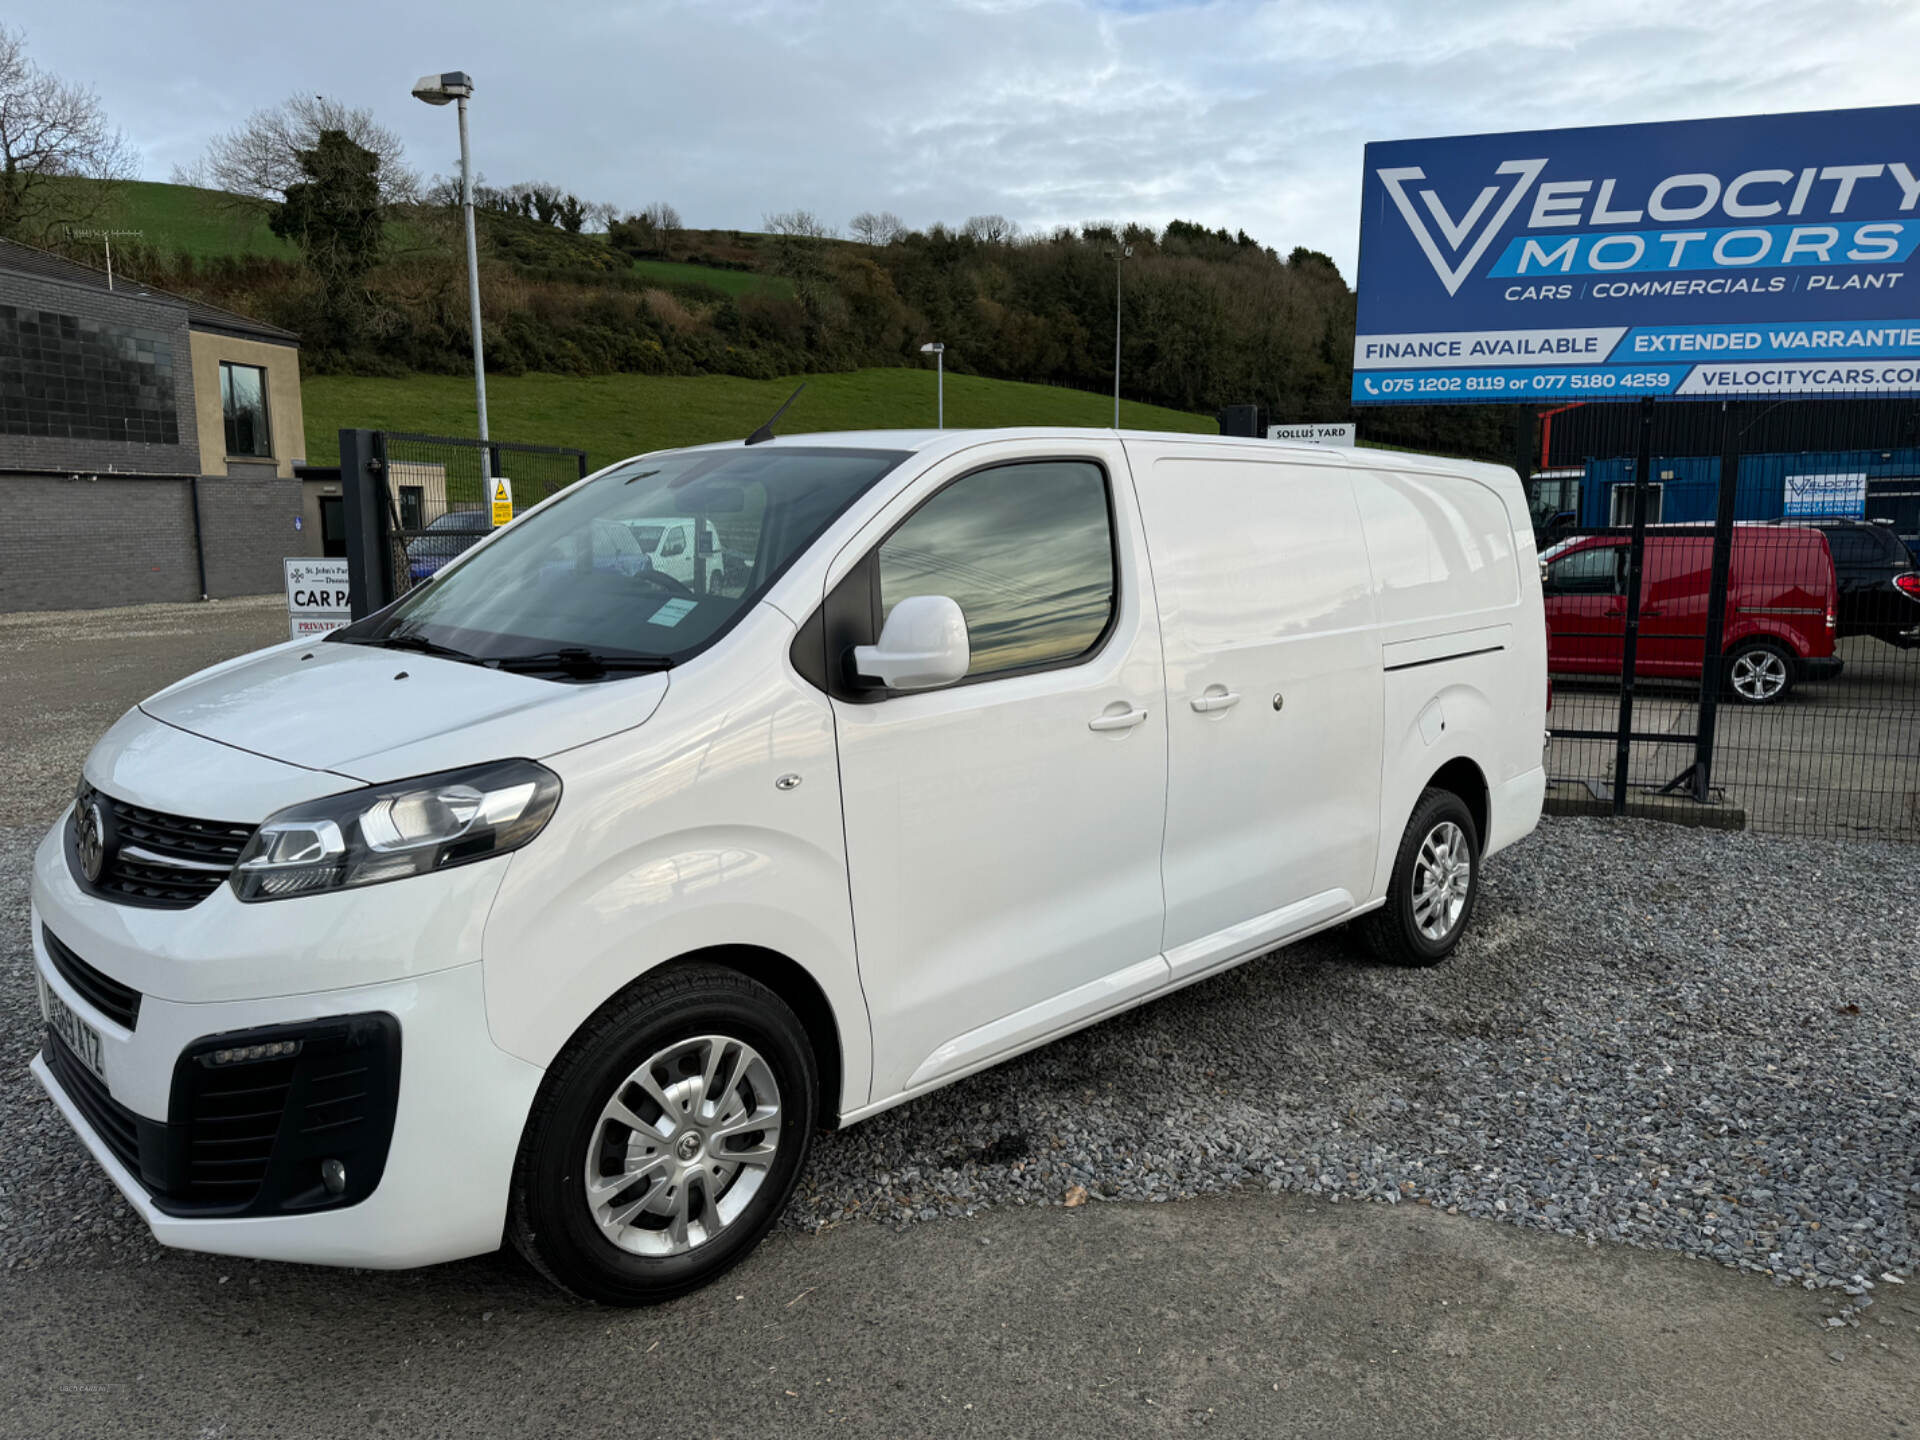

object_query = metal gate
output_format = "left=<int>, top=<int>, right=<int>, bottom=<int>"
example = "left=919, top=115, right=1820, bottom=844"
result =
left=338, top=429, right=589, bottom=616
left=1359, top=398, right=1920, bottom=840
left=1535, top=398, right=1920, bottom=840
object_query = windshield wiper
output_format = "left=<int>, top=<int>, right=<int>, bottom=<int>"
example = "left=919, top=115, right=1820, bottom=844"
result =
left=338, top=631, right=478, bottom=662
left=487, top=648, right=675, bottom=679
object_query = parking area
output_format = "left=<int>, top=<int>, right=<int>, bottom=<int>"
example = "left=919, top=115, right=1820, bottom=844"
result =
left=1550, top=634, right=1920, bottom=837
left=2, top=602, right=1916, bottom=1436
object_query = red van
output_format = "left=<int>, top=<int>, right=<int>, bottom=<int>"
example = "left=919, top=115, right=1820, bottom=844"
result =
left=1541, top=526, right=1842, bottom=704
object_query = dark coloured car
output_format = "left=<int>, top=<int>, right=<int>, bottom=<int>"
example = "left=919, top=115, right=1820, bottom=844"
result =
left=406, top=510, right=494, bottom=581
left=1762, top=517, right=1920, bottom=647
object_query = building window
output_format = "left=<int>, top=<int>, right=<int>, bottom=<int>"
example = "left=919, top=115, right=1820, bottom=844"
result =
left=220, top=362, right=272, bottom=458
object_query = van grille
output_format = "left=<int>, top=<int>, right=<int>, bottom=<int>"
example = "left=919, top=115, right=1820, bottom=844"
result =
left=42, top=927, right=141, bottom=1030
left=71, top=783, right=255, bottom=909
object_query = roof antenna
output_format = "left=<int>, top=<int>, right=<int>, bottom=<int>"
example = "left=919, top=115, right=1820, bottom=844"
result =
left=746, top=383, right=806, bottom=445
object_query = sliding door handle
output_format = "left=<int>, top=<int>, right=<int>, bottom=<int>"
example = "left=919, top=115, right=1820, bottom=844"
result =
left=1190, top=686, right=1241, bottom=714
left=1088, top=705, right=1149, bottom=732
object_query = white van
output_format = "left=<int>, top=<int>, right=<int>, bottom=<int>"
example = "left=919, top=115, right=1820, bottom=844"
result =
left=29, top=428, right=1546, bottom=1304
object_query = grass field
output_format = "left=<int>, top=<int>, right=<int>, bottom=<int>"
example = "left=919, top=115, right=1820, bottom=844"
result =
left=301, top=368, right=1216, bottom=467
left=626, top=257, right=794, bottom=299
left=49, top=179, right=301, bottom=262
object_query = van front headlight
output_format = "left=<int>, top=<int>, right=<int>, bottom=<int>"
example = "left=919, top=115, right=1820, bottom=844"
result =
left=231, top=759, right=562, bottom=902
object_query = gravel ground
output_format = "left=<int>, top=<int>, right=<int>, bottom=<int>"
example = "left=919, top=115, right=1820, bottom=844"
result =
left=3, top=816, right=1915, bottom=1302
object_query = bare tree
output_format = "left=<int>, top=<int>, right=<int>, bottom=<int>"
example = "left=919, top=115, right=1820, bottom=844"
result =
left=963, top=213, right=1017, bottom=245
left=849, top=209, right=905, bottom=246
left=641, top=200, right=681, bottom=255
left=0, top=24, right=134, bottom=239
left=193, top=93, right=417, bottom=206
left=586, top=199, right=620, bottom=233
left=764, top=208, right=833, bottom=239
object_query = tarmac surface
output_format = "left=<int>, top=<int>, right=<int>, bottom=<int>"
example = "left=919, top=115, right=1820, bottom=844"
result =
left=6, top=1190, right=1918, bottom=1440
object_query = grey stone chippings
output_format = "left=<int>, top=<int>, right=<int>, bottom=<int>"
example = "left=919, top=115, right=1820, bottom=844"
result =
left=2, top=816, right=1915, bottom=1295
left=780, top=818, right=1916, bottom=1294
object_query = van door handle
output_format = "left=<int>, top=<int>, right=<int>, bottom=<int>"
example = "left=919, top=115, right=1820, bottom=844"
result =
left=1088, top=704, right=1149, bottom=732
left=1190, top=686, right=1241, bottom=713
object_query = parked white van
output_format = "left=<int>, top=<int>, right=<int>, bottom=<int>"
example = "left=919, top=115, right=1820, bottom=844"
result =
left=30, top=428, right=1546, bottom=1303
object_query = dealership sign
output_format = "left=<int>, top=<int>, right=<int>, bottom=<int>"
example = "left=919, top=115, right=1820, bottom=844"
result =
left=1353, top=105, right=1920, bottom=404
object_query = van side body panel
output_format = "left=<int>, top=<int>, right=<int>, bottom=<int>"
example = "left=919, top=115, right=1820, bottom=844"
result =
left=1124, top=443, right=1383, bottom=952
left=479, top=604, right=874, bottom=1115
left=1352, top=459, right=1545, bottom=881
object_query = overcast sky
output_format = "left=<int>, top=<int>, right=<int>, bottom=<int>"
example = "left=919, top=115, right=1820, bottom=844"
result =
left=25, top=0, right=1920, bottom=276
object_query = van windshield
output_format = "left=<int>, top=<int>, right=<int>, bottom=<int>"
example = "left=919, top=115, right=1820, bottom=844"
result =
left=337, top=446, right=909, bottom=671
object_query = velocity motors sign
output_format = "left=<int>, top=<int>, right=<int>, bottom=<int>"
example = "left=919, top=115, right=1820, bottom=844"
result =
left=1352, top=105, right=1920, bottom=404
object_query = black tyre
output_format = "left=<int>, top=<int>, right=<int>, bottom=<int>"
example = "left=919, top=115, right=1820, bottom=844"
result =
left=1359, top=787, right=1480, bottom=967
left=509, top=963, right=818, bottom=1305
left=1725, top=638, right=1795, bottom=705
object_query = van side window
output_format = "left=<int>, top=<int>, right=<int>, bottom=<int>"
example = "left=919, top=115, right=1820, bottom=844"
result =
left=660, top=525, right=687, bottom=558
left=1546, top=544, right=1622, bottom=595
left=878, top=460, right=1114, bottom=679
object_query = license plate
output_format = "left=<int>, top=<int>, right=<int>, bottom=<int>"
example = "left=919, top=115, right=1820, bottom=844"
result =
left=39, top=974, right=105, bottom=1081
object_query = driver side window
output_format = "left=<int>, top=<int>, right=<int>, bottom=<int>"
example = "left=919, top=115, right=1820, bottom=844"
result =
left=1546, top=544, right=1623, bottom=596
left=876, top=460, right=1115, bottom=679
left=660, top=525, right=687, bottom=558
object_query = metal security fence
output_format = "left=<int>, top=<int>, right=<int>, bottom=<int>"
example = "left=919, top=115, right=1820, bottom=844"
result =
left=1528, top=398, right=1920, bottom=840
left=338, top=429, right=588, bottom=615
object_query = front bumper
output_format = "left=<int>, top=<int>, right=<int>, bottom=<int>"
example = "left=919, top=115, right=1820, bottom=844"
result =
left=31, top=951, right=543, bottom=1268
left=29, top=821, right=546, bottom=1269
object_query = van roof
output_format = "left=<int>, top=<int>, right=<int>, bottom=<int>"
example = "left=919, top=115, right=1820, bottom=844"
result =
left=634, top=427, right=1517, bottom=481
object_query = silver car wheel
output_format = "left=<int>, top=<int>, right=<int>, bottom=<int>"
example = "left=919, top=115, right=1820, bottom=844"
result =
left=582, top=1034, right=782, bottom=1257
left=1411, top=820, right=1471, bottom=943
left=1730, top=648, right=1788, bottom=702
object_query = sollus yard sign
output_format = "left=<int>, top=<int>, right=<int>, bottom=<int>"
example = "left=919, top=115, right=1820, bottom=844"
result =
left=1352, top=105, right=1920, bottom=405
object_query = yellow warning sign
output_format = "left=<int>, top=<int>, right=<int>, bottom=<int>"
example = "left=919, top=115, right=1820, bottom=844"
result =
left=490, top=476, right=514, bottom=527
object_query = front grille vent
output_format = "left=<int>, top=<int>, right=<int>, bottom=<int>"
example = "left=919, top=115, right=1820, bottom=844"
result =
left=42, top=927, right=141, bottom=1030
left=71, top=783, right=255, bottom=909
left=43, top=1032, right=142, bottom=1174
left=42, top=1014, right=402, bottom=1218
left=183, top=1054, right=300, bottom=1204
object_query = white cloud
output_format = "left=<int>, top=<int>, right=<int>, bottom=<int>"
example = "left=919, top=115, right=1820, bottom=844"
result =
left=24, top=0, right=1920, bottom=275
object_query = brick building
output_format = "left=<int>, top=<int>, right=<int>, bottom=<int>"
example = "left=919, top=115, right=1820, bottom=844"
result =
left=0, top=237, right=320, bottom=611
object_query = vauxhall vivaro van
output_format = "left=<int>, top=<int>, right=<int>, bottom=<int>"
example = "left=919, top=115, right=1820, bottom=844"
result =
left=31, top=429, right=1547, bottom=1303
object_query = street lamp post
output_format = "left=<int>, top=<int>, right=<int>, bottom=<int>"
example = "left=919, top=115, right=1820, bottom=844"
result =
left=1113, top=243, right=1132, bottom=429
left=920, top=341, right=945, bottom=428
left=412, top=71, right=489, bottom=477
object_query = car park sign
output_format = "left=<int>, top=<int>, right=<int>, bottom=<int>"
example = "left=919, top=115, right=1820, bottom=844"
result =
left=1353, top=104, right=1920, bottom=404
left=285, top=557, right=351, bottom=640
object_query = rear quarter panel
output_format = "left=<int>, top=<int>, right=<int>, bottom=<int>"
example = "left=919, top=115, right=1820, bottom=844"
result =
left=1354, top=458, right=1545, bottom=893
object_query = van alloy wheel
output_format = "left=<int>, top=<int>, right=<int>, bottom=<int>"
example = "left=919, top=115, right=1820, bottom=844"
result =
left=1411, top=820, right=1471, bottom=943
left=1359, top=786, right=1480, bottom=967
left=583, top=1034, right=781, bottom=1256
left=1728, top=647, right=1789, bottom=703
left=509, top=964, right=817, bottom=1305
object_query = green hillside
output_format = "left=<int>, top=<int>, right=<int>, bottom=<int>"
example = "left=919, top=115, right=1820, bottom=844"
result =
left=48, top=178, right=778, bottom=298
left=48, top=178, right=300, bottom=261
left=627, top=256, right=793, bottom=299
left=301, top=369, right=1215, bottom=467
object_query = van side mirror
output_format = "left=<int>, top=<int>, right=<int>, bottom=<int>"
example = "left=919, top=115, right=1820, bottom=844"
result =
left=851, top=595, right=970, bottom=690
